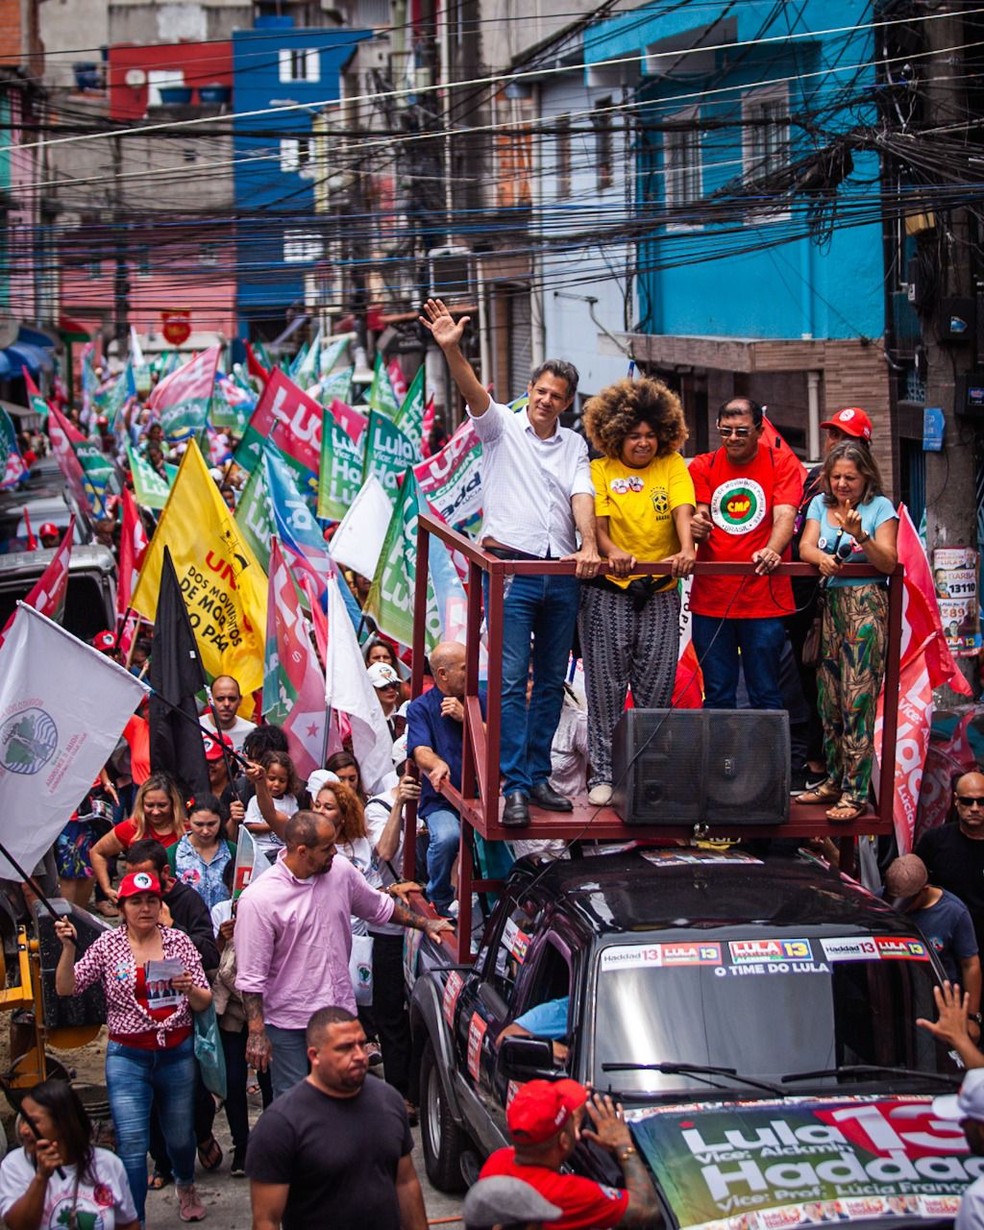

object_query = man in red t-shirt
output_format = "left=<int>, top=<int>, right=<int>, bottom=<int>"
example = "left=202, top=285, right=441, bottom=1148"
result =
left=689, top=397, right=804, bottom=710
left=479, top=1079, right=659, bottom=1230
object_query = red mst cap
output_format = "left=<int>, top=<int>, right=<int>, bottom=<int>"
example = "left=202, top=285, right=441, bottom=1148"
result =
left=507, top=1078, right=588, bottom=1145
left=38, top=522, right=58, bottom=538
left=91, top=630, right=117, bottom=653
left=116, top=870, right=162, bottom=900
left=819, top=407, right=873, bottom=441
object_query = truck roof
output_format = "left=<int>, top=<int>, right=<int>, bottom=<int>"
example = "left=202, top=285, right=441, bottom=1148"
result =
left=510, top=848, right=911, bottom=938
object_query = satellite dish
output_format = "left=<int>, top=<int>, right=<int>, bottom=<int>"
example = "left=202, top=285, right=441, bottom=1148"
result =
left=124, top=68, right=147, bottom=87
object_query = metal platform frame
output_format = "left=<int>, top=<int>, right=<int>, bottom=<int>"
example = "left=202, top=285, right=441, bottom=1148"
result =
left=406, top=511, right=903, bottom=962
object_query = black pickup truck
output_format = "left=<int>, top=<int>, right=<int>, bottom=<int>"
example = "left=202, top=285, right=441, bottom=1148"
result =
left=405, top=847, right=978, bottom=1230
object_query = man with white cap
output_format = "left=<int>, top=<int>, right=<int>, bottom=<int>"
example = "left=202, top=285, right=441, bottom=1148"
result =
left=367, top=661, right=407, bottom=743
left=463, top=1176, right=561, bottom=1230
left=932, top=1069, right=984, bottom=1229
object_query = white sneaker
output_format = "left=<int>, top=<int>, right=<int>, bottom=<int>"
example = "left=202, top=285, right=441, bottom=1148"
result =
left=588, top=783, right=613, bottom=806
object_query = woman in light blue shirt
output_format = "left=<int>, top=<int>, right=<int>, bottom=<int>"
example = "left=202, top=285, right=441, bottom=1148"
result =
left=168, top=794, right=235, bottom=911
left=799, top=441, right=898, bottom=822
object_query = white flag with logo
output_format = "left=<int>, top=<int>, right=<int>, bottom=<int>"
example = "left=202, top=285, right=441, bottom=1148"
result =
left=0, top=605, right=149, bottom=878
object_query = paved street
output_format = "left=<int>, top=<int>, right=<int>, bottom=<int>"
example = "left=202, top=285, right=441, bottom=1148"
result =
left=142, top=1081, right=465, bottom=1230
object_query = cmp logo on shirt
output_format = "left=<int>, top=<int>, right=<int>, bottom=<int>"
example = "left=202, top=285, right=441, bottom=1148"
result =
left=0, top=707, right=58, bottom=775
left=711, top=478, right=767, bottom=535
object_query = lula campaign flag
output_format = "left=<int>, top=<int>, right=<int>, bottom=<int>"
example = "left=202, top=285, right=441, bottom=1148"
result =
left=317, top=408, right=365, bottom=521
left=0, top=604, right=148, bottom=878
left=148, top=345, right=221, bottom=444
left=362, top=410, right=417, bottom=498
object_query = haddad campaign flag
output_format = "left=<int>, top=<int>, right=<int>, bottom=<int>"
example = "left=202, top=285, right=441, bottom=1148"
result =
left=413, top=418, right=483, bottom=534
left=234, top=368, right=320, bottom=502
left=367, top=352, right=400, bottom=419
left=365, top=469, right=442, bottom=650
left=148, top=345, right=221, bottom=444
left=317, top=408, right=365, bottom=521
left=126, top=441, right=171, bottom=510
left=22, top=369, right=49, bottom=422
left=47, top=403, right=92, bottom=515
left=0, top=408, right=26, bottom=490
left=132, top=441, right=267, bottom=696
left=0, top=605, right=148, bottom=878
left=394, top=366, right=425, bottom=452
left=362, top=410, right=417, bottom=498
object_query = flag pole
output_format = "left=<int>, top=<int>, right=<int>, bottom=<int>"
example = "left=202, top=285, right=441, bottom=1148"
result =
left=148, top=689, right=250, bottom=773
left=0, top=842, right=61, bottom=918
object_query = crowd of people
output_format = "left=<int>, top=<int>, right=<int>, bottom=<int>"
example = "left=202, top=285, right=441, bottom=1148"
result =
left=6, top=311, right=978, bottom=1230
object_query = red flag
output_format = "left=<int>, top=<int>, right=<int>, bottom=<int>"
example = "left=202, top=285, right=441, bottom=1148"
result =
left=875, top=653, right=934, bottom=853
left=117, top=487, right=148, bottom=616
left=896, top=505, right=972, bottom=693
left=22, top=508, right=37, bottom=551
left=0, top=516, right=74, bottom=642
left=245, top=342, right=270, bottom=384
left=420, top=395, right=435, bottom=458
left=761, top=414, right=808, bottom=484
left=299, top=574, right=328, bottom=670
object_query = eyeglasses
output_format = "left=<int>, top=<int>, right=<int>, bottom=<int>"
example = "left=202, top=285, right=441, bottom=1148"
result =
left=718, top=426, right=752, bottom=438
left=957, top=796, right=984, bottom=806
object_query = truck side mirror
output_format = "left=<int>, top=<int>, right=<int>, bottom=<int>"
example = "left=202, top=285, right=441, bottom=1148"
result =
left=497, top=1035, right=559, bottom=1082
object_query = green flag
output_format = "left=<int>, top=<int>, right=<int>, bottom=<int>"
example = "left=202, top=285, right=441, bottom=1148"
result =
left=362, top=410, right=416, bottom=499
left=317, top=409, right=365, bottom=521
left=367, top=354, right=400, bottom=419
left=364, top=469, right=440, bottom=650
left=320, top=336, right=348, bottom=378
left=394, top=366, right=424, bottom=452
left=234, top=462, right=274, bottom=573
left=126, top=441, right=172, bottom=510
left=319, top=365, right=353, bottom=405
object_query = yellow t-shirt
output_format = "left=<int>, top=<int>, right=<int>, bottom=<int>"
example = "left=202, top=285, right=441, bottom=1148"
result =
left=592, top=452, right=695, bottom=588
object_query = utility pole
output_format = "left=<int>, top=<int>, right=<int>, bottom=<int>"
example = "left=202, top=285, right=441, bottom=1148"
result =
left=916, top=2, right=978, bottom=692
left=112, top=135, right=130, bottom=356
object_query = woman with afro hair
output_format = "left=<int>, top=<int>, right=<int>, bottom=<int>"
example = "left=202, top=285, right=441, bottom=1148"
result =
left=580, top=376, right=696, bottom=806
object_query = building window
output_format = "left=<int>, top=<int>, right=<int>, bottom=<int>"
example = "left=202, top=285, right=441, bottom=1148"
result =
left=283, top=230, right=324, bottom=263
left=742, top=85, right=791, bottom=220
left=556, top=114, right=571, bottom=199
left=279, top=48, right=320, bottom=83
left=663, top=107, right=701, bottom=228
left=592, top=99, right=613, bottom=191
left=280, top=137, right=312, bottom=173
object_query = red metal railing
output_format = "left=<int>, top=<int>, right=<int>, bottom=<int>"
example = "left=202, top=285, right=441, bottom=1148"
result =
left=407, top=510, right=904, bottom=960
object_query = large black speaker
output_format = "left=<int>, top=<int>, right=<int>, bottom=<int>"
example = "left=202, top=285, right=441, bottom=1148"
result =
left=611, top=709, right=790, bottom=826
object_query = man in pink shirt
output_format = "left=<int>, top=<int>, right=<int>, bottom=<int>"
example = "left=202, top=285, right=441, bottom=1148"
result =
left=235, top=810, right=451, bottom=1097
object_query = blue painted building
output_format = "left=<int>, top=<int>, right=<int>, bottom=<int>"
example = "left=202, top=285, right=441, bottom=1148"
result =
left=585, top=0, right=895, bottom=486
left=231, top=21, right=370, bottom=341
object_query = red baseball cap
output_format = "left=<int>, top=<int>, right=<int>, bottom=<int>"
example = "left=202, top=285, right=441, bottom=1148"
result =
left=819, top=407, right=873, bottom=441
left=202, top=731, right=234, bottom=762
left=38, top=522, right=58, bottom=538
left=117, top=870, right=162, bottom=901
left=507, top=1079, right=588, bottom=1145
left=91, top=630, right=118, bottom=653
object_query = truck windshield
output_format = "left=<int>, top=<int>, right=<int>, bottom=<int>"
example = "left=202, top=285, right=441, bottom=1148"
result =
left=593, top=936, right=955, bottom=1095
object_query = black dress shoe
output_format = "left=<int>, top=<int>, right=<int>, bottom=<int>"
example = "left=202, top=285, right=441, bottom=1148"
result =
left=502, top=791, right=530, bottom=828
left=529, top=781, right=574, bottom=812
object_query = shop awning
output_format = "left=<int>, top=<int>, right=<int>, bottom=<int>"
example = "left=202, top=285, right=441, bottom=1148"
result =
left=0, top=326, right=56, bottom=376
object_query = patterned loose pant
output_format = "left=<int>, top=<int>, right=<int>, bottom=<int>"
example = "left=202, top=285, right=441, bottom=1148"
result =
left=818, top=584, right=888, bottom=804
left=578, top=584, right=680, bottom=788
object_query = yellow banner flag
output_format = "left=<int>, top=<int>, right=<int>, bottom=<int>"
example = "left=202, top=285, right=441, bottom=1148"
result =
left=132, top=441, right=267, bottom=694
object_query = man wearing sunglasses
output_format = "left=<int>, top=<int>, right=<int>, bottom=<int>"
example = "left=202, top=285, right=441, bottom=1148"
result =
left=917, top=772, right=984, bottom=971
left=688, top=397, right=803, bottom=710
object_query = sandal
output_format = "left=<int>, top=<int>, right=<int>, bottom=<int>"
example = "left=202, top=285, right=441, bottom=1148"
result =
left=197, top=1135, right=223, bottom=1171
left=826, top=799, right=866, bottom=824
left=797, top=780, right=840, bottom=805
left=149, top=1167, right=173, bottom=1190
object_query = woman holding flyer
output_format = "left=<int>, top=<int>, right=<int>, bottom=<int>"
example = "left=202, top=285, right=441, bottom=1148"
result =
left=53, top=871, right=211, bottom=1225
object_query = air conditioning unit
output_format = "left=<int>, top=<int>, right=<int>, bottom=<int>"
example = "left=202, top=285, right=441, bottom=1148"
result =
left=428, top=245, right=473, bottom=304
left=612, top=709, right=790, bottom=827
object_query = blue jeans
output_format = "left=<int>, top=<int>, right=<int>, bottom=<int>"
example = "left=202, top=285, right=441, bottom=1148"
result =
left=266, top=1023, right=309, bottom=1099
left=423, top=807, right=460, bottom=915
left=486, top=571, right=580, bottom=795
left=692, top=614, right=786, bottom=710
left=106, top=1035, right=197, bottom=1223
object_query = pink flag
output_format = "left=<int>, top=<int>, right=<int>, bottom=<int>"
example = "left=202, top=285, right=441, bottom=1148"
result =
left=875, top=653, right=934, bottom=853
left=329, top=398, right=368, bottom=448
left=267, top=539, right=328, bottom=781
left=47, top=403, right=92, bottom=516
left=299, top=575, right=328, bottom=670
left=248, top=370, right=324, bottom=476
left=147, top=345, right=221, bottom=443
left=0, top=516, right=74, bottom=642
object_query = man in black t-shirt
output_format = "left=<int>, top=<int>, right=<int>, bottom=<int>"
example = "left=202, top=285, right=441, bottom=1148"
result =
left=916, top=772, right=984, bottom=958
left=247, top=1006, right=428, bottom=1230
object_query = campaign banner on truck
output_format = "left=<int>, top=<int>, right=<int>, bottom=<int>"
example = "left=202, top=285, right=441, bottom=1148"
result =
left=413, top=418, right=483, bottom=535
left=630, top=1096, right=973, bottom=1230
